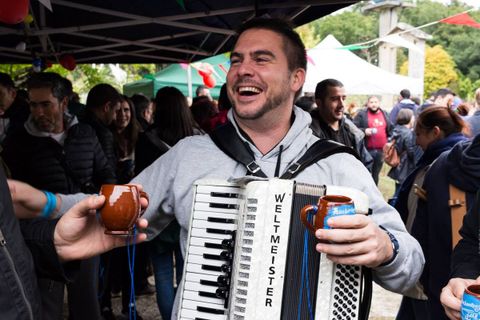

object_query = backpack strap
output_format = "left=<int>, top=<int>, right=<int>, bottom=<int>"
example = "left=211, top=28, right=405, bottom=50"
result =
left=209, top=122, right=267, bottom=177
left=448, top=184, right=467, bottom=249
left=210, top=122, right=360, bottom=179
left=280, top=139, right=360, bottom=179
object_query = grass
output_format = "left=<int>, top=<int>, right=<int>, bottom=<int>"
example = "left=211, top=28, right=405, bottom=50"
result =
left=378, top=163, right=396, bottom=202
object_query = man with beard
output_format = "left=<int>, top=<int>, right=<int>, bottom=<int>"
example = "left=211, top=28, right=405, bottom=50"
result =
left=354, top=95, right=393, bottom=185
left=311, top=78, right=373, bottom=171
left=53, top=18, right=423, bottom=319
left=1, top=72, right=115, bottom=320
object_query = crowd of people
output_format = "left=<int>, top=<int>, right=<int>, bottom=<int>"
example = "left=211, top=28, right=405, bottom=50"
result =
left=0, top=17, right=479, bottom=320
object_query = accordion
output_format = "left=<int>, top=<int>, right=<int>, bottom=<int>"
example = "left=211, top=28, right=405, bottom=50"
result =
left=177, top=178, right=371, bottom=320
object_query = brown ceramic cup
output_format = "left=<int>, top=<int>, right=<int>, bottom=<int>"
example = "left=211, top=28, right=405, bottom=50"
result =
left=99, top=184, right=147, bottom=235
left=300, top=195, right=355, bottom=234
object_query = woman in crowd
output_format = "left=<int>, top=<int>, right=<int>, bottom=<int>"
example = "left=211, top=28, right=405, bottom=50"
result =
left=387, top=109, right=418, bottom=196
left=135, top=86, right=202, bottom=320
left=396, top=106, right=470, bottom=320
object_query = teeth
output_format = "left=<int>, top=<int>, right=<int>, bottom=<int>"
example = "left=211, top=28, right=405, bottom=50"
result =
left=238, top=86, right=261, bottom=93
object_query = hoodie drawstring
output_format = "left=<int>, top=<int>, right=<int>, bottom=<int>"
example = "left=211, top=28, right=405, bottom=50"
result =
left=274, top=145, right=284, bottom=177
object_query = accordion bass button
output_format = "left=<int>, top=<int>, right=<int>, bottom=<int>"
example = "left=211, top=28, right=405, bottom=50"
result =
left=217, top=275, right=230, bottom=286
left=216, top=287, right=229, bottom=299
left=221, top=264, right=232, bottom=273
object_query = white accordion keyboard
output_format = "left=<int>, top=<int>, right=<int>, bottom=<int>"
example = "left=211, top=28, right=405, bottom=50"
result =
left=178, top=178, right=370, bottom=320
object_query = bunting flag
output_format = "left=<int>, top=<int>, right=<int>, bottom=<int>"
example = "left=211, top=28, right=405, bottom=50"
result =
left=175, top=0, right=185, bottom=11
left=338, top=44, right=374, bottom=51
left=440, top=12, right=480, bottom=29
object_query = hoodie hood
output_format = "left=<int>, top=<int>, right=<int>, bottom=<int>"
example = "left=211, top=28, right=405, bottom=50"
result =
left=446, top=134, right=480, bottom=191
left=227, top=106, right=314, bottom=174
left=24, top=112, right=78, bottom=144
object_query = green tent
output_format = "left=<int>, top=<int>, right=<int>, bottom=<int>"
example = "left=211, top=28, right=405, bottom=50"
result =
left=123, top=53, right=229, bottom=99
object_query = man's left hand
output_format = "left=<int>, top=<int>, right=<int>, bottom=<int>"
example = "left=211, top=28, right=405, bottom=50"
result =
left=315, top=214, right=393, bottom=268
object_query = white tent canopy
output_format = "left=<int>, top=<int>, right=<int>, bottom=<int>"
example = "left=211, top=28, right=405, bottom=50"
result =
left=303, top=35, right=423, bottom=96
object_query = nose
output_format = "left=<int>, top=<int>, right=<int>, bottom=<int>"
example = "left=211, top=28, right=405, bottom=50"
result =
left=236, top=60, right=254, bottom=77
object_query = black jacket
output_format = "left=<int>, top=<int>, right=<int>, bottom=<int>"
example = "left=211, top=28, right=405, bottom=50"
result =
left=0, top=167, right=74, bottom=320
left=81, top=112, right=118, bottom=175
left=451, top=190, right=480, bottom=279
left=310, top=114, right=373, bottom=171
left=387, top=125, right=418, bottom=185
left=2, top=121, right=115, bottom=194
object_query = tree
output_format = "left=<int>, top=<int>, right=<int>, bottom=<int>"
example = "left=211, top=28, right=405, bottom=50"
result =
left=296, top=24, right=319, bottom=49
left=410, top=45, right=458, bottom=98
left=307, top=9, right=378, bottom=62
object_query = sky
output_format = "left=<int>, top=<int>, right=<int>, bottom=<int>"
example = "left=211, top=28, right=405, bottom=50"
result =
left=433, top=0, right=479, bottom=8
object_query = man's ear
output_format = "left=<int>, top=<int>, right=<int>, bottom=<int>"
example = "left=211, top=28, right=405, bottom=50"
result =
left=103, top=101, right=111, bottom=113
left=291, top=68, right=306, bottom=93
left=60, top=96, right=69, bottom=112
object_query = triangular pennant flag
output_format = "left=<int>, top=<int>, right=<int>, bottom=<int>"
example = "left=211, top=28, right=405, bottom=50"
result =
left=440, top=12, right=480, bottom=29
left=175, top=0, right=186, bottom=11
left=38, top=0, right=53, bottom=11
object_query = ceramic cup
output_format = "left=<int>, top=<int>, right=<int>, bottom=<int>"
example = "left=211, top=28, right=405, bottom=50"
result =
left=300, top=195, right=355, bottom=234
left=99, top=184, right=147, bottom=235
left=461, top=284, right=480, bottom=320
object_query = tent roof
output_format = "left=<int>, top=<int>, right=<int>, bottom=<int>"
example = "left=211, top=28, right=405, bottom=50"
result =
left=0, top=0, right=358, bottom=64
left=304, top=35, right=423, bottom=95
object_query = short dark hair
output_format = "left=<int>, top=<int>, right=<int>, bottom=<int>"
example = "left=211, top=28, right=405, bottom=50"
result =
left=195, top=85, right=207, bottom=97
left=0, top=73, right=15, bottom=89
left=235, top=17, right=306, bottom=72
left=27, top=72, right=69, bottom=102
left=434, top=88, right=454, bottom=99
left=396, top=108, right=413, bottom=125
left=315, top=78, right=344, bottom=101
left=131, top=94, right=151, bottom=117
left=400, top=89, right=410, bottom=99
left=86, top=84, right=121, bottom=109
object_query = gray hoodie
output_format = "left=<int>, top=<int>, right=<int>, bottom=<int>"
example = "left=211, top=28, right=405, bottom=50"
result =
left=60, top=106, right=424, bottom=309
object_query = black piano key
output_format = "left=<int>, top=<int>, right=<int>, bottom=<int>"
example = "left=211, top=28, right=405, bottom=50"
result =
left=199, top=279, right=219, bottom=286
left=216, top=287, right=229, bottom=299
left=201, top=264, right=222, bottom=272
left=207, top=217, right=235, bottom=224
left=198, top=291, right=219, bottom=298
left=209, top=203, right=239, bottom=209
left=194, top=318, right=209, bottom=320
left=221, top=239, right=234, bottom=248
left=206, top=228, right=233, bottom=235
left=197, top=306, right=226, bottom=315
left=210, top=191, right=239, bottom=198
left=203, top=253, right=230, bottom=261
left=204, top=242, right=223, bottom=249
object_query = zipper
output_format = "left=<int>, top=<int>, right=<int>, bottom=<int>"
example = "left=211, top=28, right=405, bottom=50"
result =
left=0, top=228, right=34, bottom=320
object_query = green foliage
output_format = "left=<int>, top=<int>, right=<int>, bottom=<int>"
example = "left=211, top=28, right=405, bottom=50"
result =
left=401, top=0, right=480, bottom=83
left=423, top=45, right=458, bottom=98
left=307, top=10, right=378, bottom=62
left=296, top=24, right=319, bottom=49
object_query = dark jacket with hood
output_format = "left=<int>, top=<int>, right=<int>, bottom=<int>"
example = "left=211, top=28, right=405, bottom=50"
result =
left=310, top=114, right=373, bottom=171
left=387, top=125, right=418, bottom=185
left=0, top=166, right=75, bottom=320
left=389, top=99, right=419, bottom=124
left=2, top=114, right=115, bottom=194
left=408, top=134, right=476, bottom=319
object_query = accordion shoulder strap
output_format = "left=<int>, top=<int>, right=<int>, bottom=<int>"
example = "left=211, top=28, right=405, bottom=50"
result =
left=209, top=121, right=360, bottom=179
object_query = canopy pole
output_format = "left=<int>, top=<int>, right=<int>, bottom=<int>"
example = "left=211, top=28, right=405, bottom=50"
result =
left=187, top=64, right=193, bottom=99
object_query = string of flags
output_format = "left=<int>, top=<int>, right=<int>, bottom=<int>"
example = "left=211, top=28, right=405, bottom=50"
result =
left=338, top=9, right=480, bottom=51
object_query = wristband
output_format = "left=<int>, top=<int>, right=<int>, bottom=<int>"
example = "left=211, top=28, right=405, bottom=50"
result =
left=41, top=191, right=57, bottom=218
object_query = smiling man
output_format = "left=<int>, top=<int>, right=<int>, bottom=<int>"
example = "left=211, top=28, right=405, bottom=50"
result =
left=53, top=18, right=425, bottom=319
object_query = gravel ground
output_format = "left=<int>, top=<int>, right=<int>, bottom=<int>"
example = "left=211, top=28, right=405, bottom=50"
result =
left=105, top=278, right=401, bottom=320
